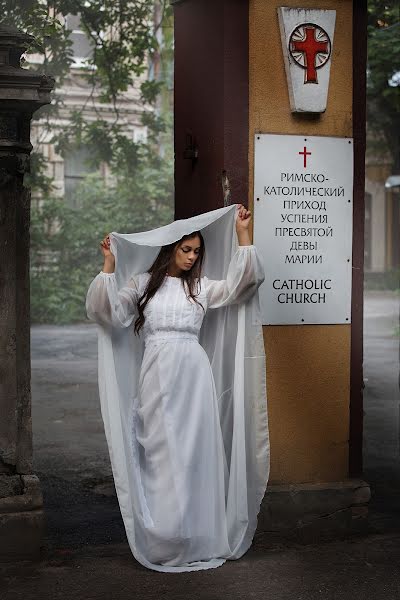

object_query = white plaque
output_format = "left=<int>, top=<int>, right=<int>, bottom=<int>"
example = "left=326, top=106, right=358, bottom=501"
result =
left=253, top=133, right=353, bottom=325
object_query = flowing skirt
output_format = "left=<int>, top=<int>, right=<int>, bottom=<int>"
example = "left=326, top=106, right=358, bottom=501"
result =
left=134, top=335, right=232, bottom=569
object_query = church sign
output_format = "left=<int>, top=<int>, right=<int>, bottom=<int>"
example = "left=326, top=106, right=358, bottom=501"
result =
left=278, top=7, right=336, bottom=113
left=253, top=133, right=353, bottom=326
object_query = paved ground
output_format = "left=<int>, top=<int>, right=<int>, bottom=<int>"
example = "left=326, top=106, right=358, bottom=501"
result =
left=1, top=290, right=400, bottom=599
left=363, top=291, right=400, bottom=528
left=2, top=534, right=400, bottom=600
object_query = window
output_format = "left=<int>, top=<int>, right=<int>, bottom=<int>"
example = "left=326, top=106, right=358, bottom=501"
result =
left=133, top=128, right=148, bottom=144
left=64, top=147, right=97, bottom=208
left=65, top=13, right=94, bottom=67
left=364, top=192, right=372, bottom=272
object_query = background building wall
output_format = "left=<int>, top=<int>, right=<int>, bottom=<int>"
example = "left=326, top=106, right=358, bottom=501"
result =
left=29, top=12, right=149, bottom=207
left=365, top=172, right=387, bottom=273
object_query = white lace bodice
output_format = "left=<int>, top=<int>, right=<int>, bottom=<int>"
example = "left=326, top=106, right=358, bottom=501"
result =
left=137, top=274, right=206, bottom=342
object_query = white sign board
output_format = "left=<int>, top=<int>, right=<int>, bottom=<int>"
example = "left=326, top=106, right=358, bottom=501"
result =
left=278, top=7, right=336, bottom=113
left=253, top=133, right=353, bottom=325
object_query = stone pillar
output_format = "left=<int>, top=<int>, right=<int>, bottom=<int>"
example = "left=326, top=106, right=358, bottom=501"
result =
left=0, top=26, right=54, bottom=559
left=173, top=0, right=370, bottom=541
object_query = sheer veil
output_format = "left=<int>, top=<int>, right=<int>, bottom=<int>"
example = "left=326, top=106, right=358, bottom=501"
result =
left=92, top=203, right=270, bottom=572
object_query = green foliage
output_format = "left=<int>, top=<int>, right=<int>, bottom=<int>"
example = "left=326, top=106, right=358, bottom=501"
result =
left=367, top=1, right=400, bottom=168
left=1, top=0, right=173, bottom=179
left=364, top=269, right=400, bottom=291
left=2, top=0, right=164, bottom=93
left=30, top=161, right=174, bottom=324
left=1, top=0, right=176, bottom=323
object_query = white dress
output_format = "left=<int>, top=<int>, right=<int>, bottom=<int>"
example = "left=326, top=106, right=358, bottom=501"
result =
left=86, top=243, right=267, bottom=572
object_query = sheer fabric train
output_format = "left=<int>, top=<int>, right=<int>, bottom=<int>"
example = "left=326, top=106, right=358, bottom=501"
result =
left=85, top=204, right=270, bottom=572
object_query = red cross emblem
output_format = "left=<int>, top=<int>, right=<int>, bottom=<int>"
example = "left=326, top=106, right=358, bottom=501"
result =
left=298, top=146, right=311, bottom=168
left=289, top=23, right=331, bottom=84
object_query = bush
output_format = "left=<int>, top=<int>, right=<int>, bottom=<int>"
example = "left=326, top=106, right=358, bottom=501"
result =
left=364, top=269, right=400, bottom=291
left=30, top=161, right=174, bottom=324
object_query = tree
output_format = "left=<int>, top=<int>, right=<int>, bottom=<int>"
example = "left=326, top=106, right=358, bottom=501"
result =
left=1, top=0, right=175, bottom=323
left=1, top=0, right=173, bottom=182
left=30, top=163, right=174, bottom=323
left=367, top=1, right=400, bottom=170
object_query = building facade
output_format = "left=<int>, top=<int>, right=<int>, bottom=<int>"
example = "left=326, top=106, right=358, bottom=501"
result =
left=30, top=13, right=149, bottom=208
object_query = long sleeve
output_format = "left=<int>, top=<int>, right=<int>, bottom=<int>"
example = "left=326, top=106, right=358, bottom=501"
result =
left=86, top=271, right=140, bottom=328
left=204, top=244, right=265, bottom=309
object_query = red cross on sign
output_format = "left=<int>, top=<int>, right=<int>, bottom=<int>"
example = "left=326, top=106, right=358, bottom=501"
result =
left=299, top=146, right=311, bottom=168
left=289, top=24, right=331, bottom=84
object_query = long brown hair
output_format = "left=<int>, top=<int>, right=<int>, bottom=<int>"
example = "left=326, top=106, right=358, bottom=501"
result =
left=133, top=231, right=205, bottom=335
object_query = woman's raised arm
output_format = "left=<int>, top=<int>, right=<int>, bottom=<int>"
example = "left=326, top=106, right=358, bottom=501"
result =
left=85, top=272, right=140, bottom=328
left=203, top=244, right=265, bottom=309
left=86, top=233, right=140, bottom=327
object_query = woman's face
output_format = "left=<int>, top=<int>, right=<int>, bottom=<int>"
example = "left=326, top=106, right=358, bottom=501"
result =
left=173, top=235, right=201, bottom=273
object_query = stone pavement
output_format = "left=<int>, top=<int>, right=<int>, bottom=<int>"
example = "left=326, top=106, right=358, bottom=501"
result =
left=363, top=290, right=400, bottom=529
left=1, top=290, right=400, bottom=599
left=2, top=534, right=400, bottom=600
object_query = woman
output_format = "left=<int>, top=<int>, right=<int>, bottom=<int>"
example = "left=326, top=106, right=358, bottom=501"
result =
left=86, top=203, right=270, bottom=573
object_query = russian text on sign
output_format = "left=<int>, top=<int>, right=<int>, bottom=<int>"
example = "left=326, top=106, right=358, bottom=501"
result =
left=253, top=133, right=353, bottom=325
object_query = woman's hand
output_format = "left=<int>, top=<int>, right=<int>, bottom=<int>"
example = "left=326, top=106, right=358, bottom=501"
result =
left=100, top=234, right=115, bottom=273
left=235, top=204, right=251, bottom=232
left=100, top=234, right=114, bottom=259
left=235, top=204, right=252, bottom=246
